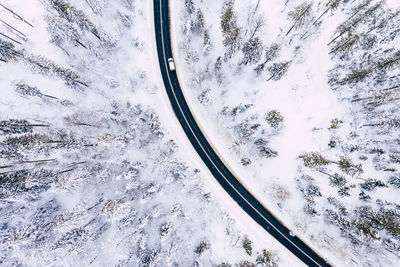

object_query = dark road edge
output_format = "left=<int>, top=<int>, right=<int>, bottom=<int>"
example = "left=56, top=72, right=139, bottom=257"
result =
left=153, top=1, right=331, bottom=266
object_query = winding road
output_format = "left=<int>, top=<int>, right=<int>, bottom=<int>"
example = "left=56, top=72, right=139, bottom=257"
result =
left=154, top=1, right=330, bottom=266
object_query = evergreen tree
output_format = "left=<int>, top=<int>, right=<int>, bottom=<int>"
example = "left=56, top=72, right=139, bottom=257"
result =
left=184, top=0, right=195, bottom=14
left=221, top=0, right=241, bottom=59
left=241, top=37, right=263, bottom=65
left=192, top=9, right=205, bottom=35
left=267, top=61, right=290, bottom=81
left=0, top=39, right=20, bottom=61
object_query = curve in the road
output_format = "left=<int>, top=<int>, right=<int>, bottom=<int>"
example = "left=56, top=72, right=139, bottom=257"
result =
left=154, top=1, right=331, bottom=266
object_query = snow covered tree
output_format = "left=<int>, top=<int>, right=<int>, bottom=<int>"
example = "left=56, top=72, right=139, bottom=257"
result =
left=267, top=61, right=290, bottom=81
left=360, top=179, right=386, bottom=191
left=248, top=15, right=265, bottom=39
left=264, top=43, right=280, bottom=63
left=388, top=175, right=400, bottom=188
left=242, top=236, right=252, bottom=256
left=203, top=29, right=213, bottom=55
left=337, top=156, right=363, bottom=176
left=221, top=0, right=241, bottom=59
left=241, top=37, right=263, bottom=65
left=254, top=43, right=280, bottom=75
left=48, top=0, right=101, bottom=39
left=194, top=240, right=210, bottom=255
left=45, top=15, right=85, bottom=48
left=237, top=261, right=255, bottom=267
left=256, top=249, right=278, bottom=267
left=312, top=0, right=340, bottom=25
left=286, top=2, right=313, bottom=35
left=0, top=119, right=33, bottom=135
left=265, top=110, right=284, bottom=129
left=329, top=173, right=347, bottom=187
left=306, top=184, right=322, bottom=197
left=23, top=55, right=86, bottom=88
left=192, top=9, right=205, bottom=35
left=235, top=122, right=260, bottom=140
left=340, top=68, right=372, bottom=85
left=15, top=83, right=58, bottom=100
left=299, top=152, right=330, bottom=169
left=241, top=157, right=251, bottom=166
left=184, top=0, right=195, bottom=15
left=0, top=39, right=21, bottom=62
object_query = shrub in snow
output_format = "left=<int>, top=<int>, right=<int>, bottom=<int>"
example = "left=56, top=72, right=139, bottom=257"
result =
left=328, top=118, right=343, bottom=130
left=271, top=184, right=291, bottom=204
left=194, top=240, right=210, bottom=256
left=265, top=110, right=284, bottom=129
left=358, top=191, right=371, bottom=201
left=236, top=261, right=255, bottom=267
left=242, top=236, right=252, bottom=256
left=337, top=186, right=350, bottom=197
left=359, top=179, right=387, bottom=191
left=354, top=221, right=380, bottom=241
left=304, top=199, right=319, bottom=216
left=257, top=144, right=278, bottom=158
left=256, top=249, right=279, bottom=267
left=256, top=249, right=278, bottom=267
left=216, top=263, right=232, bottom=267
left=388, top=175, right=400, bottom=188
left=329, top=173, right=347, bottom=187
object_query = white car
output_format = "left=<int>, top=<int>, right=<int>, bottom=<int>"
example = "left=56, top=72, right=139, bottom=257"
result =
left=168, top=58, right=176, bottom=71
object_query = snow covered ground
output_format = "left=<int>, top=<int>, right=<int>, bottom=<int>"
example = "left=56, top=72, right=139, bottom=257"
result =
left=171, top=0, right=400, bottom=266
left=0, top=0, right=302, bottom=266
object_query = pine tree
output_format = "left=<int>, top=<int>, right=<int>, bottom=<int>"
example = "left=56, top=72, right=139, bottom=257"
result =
left=192, top=9, right=205, bottom=34
left=286, top=2, right=313, bottom=36
left=256, top=249, right=278, bottom=267
left=265, top=110, right=284, bottom=128
left=241, top=37, right=263, bottom=65
left=0, top=39, right=21, bottom=61
left=221, top=0, right=241, bottom=60
left=299, top=152, right=330, bottom=169
left=48, top=0, right=101, bottom=39
left=184, top=0, right=195, bottom=14
left=0, top=119, right=34, bottom=135
left=203, top=29, right=213, bottom=55
left=267, top=61, right=291, bottom=81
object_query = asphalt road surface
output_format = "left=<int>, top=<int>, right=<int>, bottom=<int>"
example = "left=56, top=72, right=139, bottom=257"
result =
left=154, top=1, right=331, bottom=266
